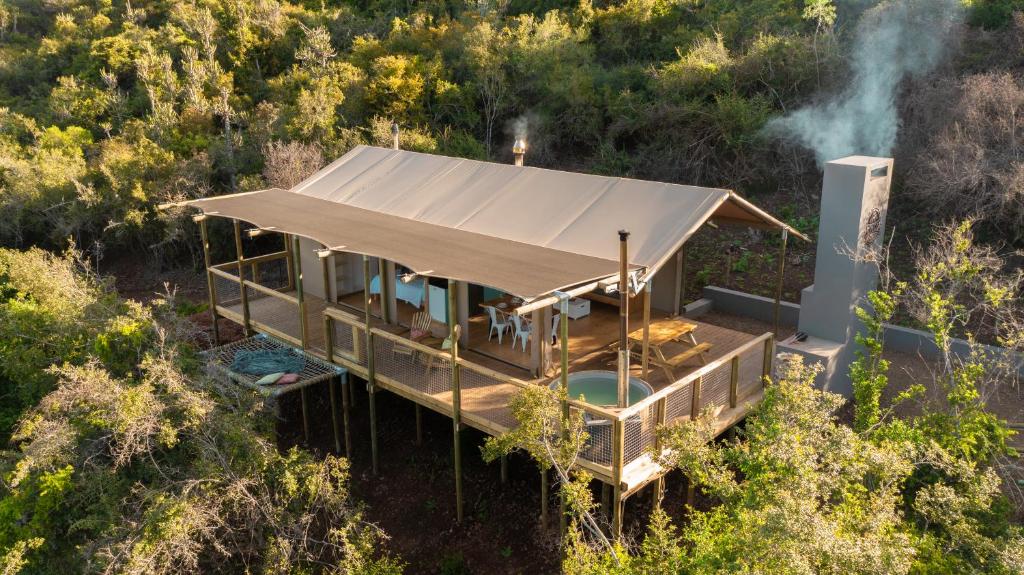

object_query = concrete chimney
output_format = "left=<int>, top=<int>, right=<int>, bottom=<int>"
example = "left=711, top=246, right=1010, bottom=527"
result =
left=512, top=138, right=527, bottom=166
left=778, top=156, right=893, bottom=397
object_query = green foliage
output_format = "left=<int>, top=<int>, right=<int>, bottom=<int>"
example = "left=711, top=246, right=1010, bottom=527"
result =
left=0, top=248, right=404, bottom=573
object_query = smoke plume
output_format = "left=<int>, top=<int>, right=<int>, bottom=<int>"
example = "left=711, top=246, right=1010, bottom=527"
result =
left=768, top=0, right=962, bottom=165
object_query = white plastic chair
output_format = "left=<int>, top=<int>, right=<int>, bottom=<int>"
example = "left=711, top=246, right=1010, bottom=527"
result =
left=510, top=314, right=532, bottom=352
left=485, top=306, right=509, bottom=344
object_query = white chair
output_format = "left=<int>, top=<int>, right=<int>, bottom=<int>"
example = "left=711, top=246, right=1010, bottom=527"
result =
left=485, top=306, right=509, bottom=344
left=510, top=314, right=532, bottom=352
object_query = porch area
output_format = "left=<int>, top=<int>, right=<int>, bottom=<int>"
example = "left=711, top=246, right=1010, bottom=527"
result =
left=208, top=251, right=772, bottom=496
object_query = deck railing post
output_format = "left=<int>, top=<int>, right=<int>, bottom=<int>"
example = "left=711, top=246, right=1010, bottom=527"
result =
left=363, top=255, right=379, bottom=476
left=652, top=396, right=667, bottom=508
left=762, top=336, right=774, bottom=386
left=323, top=314, right=346, bottom=456
left=729, top=355, right=740, bottom=408
left=691, top=375, right=703, bottom=419
left=773, top=229, right=788, bottom=336
left=611, top=417, right=625, bottom=539
left=448, top=279, right=464, bottom=523
left=232, top=219, right=252, bottom=336
left=197, top=217, right=220, bottom=345
left=293, top=236, right=308, bottom=349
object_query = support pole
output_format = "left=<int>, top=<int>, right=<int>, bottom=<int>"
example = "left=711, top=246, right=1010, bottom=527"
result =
left=540, top=467, right=549, bottom=523
left=320, top=249, right=333, bottom=304
left=293, top=236, right=308, bottom=348
left=641, top=280, right=652, bottom=380
left=198, top=218, right=220, bottom=345
left=363, top=255, right=379, bottom=475
left=673, top=247, right=683, bottom=317
left=379, top=258, right=391, bottom=324
left=617, top=230, right=631, bottom=409
left=557, top=293, right=570, bottom=535
left=233, top=220, right=252, bottom=336
left=448, top=279, right=463, bottom=523
left=500, top=455, right=508, bottom=484
left=729, top=355, right=740, bottom=408
left=773, top=229, right=789, bottom=336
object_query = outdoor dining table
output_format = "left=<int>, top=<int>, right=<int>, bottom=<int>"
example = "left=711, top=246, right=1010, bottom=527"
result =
left=626, top=317, right=711, bottom=382
left=479, top=294, right=523, bottom=317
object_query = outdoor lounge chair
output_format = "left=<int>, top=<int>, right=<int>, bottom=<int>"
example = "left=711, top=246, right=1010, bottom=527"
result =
left=484, top=306, right=509, bottom=344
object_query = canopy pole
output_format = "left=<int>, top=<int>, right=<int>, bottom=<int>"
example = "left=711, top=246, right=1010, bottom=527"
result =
left=773, top=228, right=789, bottom=336
left=363, top=255, right=379, bottom=476
left=641, top=279, right=652, bottom=380
left=448, top=279, right=464, bottom=523
left=198, top=217, right=220, bottom=345
left=233, top=220, right=252, bottom=336
left=617, top=230, right=630, bottom=409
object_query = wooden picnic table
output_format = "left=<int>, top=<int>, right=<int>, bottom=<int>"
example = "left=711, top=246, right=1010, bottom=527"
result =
left=626, top=317, right=711, bottom=382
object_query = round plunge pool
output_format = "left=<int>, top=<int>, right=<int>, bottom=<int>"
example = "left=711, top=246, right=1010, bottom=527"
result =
left=549, top=370, right=653, bottom=407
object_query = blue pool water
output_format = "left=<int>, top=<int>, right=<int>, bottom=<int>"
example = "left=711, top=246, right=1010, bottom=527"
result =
left=550, top=370, right=653, bottom=407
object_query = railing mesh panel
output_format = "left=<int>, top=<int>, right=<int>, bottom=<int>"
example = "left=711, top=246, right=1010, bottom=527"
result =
left=254, top=257, right=290, bottom=291
left=665, top=381, right=694, bottom=423
left=581, top=412, right=613, bottom=467
left=245, top=285, right=300, bottom=338
left=700, top=361, right=732, bottom=411
left=622, top=403, right=658, bottom=465
left=738, top=344, right=766, bottom=401
left=213, top=274, right=241, bottom=307
left=373, top=335, right=452, bottom=396
left=331, top=319, right=366, bottom=367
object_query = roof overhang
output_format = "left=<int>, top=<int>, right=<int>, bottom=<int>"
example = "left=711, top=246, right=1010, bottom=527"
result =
left=179, top=146, right=806, bottom=302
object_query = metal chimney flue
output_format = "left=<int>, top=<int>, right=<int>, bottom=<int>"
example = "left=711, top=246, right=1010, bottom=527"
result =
left=512, top=138, right=527, bottom=166
left=391, top=122, right=400, bottom=150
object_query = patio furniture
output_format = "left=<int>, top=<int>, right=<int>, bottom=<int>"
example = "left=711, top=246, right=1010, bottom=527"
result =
left=510, top=314, right=531, bottom=352
left=627, top=318, right=711, bottom=382
left=484, top=305, right=509, bottom=344
left=566, top=297, right=591, bottom=319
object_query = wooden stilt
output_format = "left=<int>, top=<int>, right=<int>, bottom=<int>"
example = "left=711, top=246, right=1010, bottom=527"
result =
left=448, top=279, right=463, bottom=523
left=328, top=375, right=342, bottom=454
left=500, top=455, right=508, bottom=484
left=540, top=467, right=549, bottom=523
left=415, top=404, right=423, bottom=446
left=293, top=236, right=308, bottom=348
left=341, top=376, right=352, bottom=457
left=653, top=396, right=667, bottom=508
left=773, top=229, right=788, bottom=336
left=198, top=218, right=220, bottom=345
left=364, top=256, right=379, bottom=476
left=300, top=386, right=310, bottom=442
left=602, top=483, right=612, bottom=519
left=612, top=418, right=625, bottom=538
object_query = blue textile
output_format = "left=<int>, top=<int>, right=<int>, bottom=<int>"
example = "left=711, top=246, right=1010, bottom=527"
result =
left=230, top=349, right=305, bottom=376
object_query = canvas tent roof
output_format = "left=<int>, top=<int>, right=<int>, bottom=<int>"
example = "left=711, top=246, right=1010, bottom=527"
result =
left=186, top=146, right=804, bottom=301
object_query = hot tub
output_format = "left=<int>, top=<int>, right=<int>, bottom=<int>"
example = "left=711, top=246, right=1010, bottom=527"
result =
left=550, top=370, right=653, bottom=407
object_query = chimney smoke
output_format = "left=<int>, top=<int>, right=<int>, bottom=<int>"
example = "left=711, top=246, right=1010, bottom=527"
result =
left=512, top=138, right=527, bottom=166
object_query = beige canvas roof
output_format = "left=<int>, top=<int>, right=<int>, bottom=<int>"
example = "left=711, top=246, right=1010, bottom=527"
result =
left=186, top=146, right=804, bottom=301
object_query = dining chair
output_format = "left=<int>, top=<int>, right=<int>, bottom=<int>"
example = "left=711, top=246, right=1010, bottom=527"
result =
left=485, top=306, right=509, bottom=344
left=510, top=314, right=531, bottom=352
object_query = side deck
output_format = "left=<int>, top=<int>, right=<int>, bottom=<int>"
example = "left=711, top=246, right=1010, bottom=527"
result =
left=207, top=252, right=773, bottom=496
